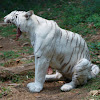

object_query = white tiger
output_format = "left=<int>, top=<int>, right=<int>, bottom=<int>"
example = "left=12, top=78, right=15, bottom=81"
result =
left=4, top=10, right=99, bottom=92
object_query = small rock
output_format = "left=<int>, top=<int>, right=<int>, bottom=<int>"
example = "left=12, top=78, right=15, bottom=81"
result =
left=47, top=8, right=50, bottom=11
left=35, top=96, right=41, bottom=98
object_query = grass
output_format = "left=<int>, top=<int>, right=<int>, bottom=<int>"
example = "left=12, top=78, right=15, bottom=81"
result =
left=0, top=25, right=16, bottom=37
left=83, top=74, right=100, bottom=91
left=0, top=87, right=11, bottom=98
left=0, top=51, right=20, bottom=60
left=88, top=42, right=100, bottom=66
left=0, top=0, right=100, bottom=99
left=0, top=71, right=34, bottom=83
left=10, top=72, right=34, bottom=83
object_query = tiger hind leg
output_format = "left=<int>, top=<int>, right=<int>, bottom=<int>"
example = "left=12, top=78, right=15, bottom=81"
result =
left=45, top=70, right=64, bottom=81
left=61, top=58, right=91, bottom=91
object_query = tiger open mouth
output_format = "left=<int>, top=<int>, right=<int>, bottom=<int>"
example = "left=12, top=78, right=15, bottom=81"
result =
left=16, top=27, right=22, bottom=40
left=4, top=19, right=22, bottom=40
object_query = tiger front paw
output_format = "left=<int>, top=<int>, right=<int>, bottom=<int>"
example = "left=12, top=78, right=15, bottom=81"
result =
left=27, top=82, right=43, bottom=93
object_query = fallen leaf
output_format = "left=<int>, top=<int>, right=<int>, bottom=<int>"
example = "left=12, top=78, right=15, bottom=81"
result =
left=16, top=59, right=20, bottom=64
left=96, top=61, right=100, bottom=64
left=89, top=90, right=100, bottom=96
left=21, top=42, right=30, bottom=47
left=58, top=81, right=65, bottom=84
left=98, top=55, right=100, bottom=59
left=0, top=45, right=3, bottom=48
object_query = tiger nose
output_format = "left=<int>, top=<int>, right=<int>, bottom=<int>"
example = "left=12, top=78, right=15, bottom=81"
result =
left=7, top=20, right=11, bottom=23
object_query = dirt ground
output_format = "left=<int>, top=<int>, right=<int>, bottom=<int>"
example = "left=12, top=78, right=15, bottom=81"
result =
left=0, top=80, right=89, bottom=100
left=0, top=24, right=99, bottom=100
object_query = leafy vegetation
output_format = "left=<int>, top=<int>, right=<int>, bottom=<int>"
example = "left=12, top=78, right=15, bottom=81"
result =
left=0, top=87, right=11, bottom=98
left=0, top=25, right=16, bottom=37
left=11, top=71, right=34, bottom=83
left=0, top=51, right=20, bottom=60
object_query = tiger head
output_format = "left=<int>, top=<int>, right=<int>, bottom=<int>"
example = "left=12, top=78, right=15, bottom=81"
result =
left=4, top=10, right=34, bottom=39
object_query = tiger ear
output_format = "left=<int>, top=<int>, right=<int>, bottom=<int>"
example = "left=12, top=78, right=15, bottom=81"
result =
left=25, top=10, right=34, bottom=20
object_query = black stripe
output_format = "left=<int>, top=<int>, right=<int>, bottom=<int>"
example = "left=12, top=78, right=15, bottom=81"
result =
left=59, top=56, right=64, bottom=64
left=61, top=48, right=74, bottom=71
left=74, top=36, right=78, bottom=54
left=85, top=49, right=89, bottom=60
left=77, top=59, right=83, bottom=65
left=66, top=31, right=69, bottom=45
left=66, top=65, right=71, bottom=73
left=35, top=16, right=40, bottom=24
left=60, top=30, right=62, bottom=42
left=75, top=36, right=78, bottom=48
left=68, top=65, right=74, bottom=73
left=49, top=38, right=56, bottom=62
left=70, top=33, right=75, bottom=46
left=77, top=36, right=81, bottom=60
left=80, top=41, right=86, bottom=59
left=49, top=23, right=57, bottom=61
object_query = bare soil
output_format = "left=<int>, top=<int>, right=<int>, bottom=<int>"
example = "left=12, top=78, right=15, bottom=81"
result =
left=0, top=80, right=88, bottom=100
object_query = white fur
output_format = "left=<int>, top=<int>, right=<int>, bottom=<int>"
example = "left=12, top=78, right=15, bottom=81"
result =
left=61, top=81, right=75, bottom=91
left=45, top=70, right=63, bottom=81
left=4, top=11, right=100, bottom=92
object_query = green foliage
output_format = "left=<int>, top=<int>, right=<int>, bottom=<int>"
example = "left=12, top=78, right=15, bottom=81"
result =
left=88, top=42, right=100, bottom=52
left=0, top=71, right=34, bottom=83
left=63, top=4, right=85, bottom=26
left=0, top=87, right=11, bottom=98
left=83, top=73, right=100, bottom=100
left=0, top=0, right=100, bottom=30
left=0, top=51, right=20, bottom=60
left=88, top=42, right=100, bottom=66
left=86, top=14, right=100, bottom=28
left=0, top=25, right=16, bottom=37
left=82, top=0, right=100, bottom=14
left=70, top=24, right=96, bottom=36
left=84, top=74, right=100, bottom=91
left=21, top=47, right=33, bottom=55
